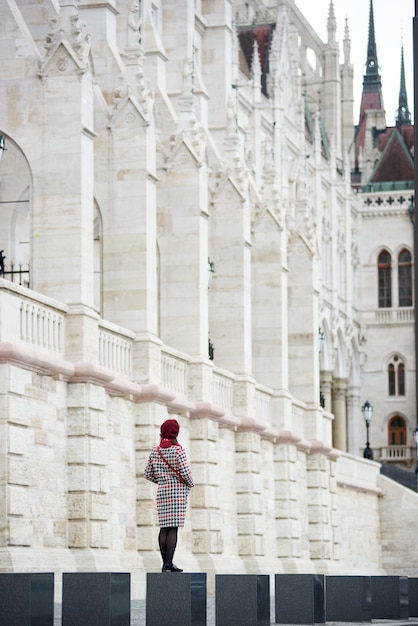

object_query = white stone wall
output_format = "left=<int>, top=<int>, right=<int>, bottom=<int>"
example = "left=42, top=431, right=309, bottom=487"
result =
left=0, top=0, right=416, bottom=602
left=378, top=474, right=418, bottom=576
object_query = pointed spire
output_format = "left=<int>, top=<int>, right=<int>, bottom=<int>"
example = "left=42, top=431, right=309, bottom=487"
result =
left=343, top=17, right=351, bottom=65
left=252, top=39, right=262, bottom=89
left=396, top=44, right=411, bottom=126
left=363, top=0, right=381, bottom=90
left=327, top=0, right=337, bottom=44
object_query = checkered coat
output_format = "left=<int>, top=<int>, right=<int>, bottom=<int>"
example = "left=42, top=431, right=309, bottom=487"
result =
left=144, top=444, right=194, bottom=528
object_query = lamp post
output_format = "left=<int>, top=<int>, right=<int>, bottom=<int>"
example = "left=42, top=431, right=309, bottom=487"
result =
left=207, top=258, right=215, bottom=289
left=0, top=135, right=6, bottom=160
left=318, top=328, right=325, bottom=407
left=414, top=427, right=418, bottom=491
left=361, top=400, right=374, bottom=460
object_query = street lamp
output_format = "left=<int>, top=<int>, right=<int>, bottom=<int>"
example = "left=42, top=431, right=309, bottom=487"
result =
left=0, top=135, right=6, bottom=160
left=318, top=328, right=325, bottom=353
left=414, top=427, right=418, bottom=491
left=207, top=258, right=215, bottom=289
left=361, top=400, right=374, bottom=460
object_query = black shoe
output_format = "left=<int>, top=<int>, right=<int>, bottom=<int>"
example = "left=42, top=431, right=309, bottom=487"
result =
left=162, top=564, right=183, bottom=572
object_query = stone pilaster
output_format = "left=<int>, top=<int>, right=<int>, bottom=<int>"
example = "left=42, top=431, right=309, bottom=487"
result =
left=274, top=444, right=309, bottom=559
left=67, top=383, right=110, bottom=549
left=157, top=139, right=210, bottom=358
left=34, top=5, right=95, bottom=307
left=189, top=418, right=222, bottom=560
left=306, top=453, right=333, bottom=561
left=135, top=404, right=167, bottom=561
left=235, top=432, right=264, bottom=557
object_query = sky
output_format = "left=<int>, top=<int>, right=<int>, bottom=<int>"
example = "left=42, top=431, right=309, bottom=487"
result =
left=295, top=0, right=415, bottom=126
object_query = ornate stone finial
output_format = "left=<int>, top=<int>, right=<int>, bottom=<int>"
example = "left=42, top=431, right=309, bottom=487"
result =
left=252, top=39, right=261, bottom=89
left=225, top=95, right=238, bottom=140
left=70, top=13, right=87, bottom=59
left=343, top=18, right=351, bottom=64
left=114, top=79, right=132, bottom=110
left=327, top=0, right=337, bottom=44
left=44, top=15, right=62, bottom=54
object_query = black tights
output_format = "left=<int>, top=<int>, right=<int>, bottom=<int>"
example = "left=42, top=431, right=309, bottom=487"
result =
left=159, top=526, right=178, bottom=567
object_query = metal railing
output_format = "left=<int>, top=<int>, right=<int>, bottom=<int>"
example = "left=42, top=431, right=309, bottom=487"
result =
left=1, top=264, right=30, bottom=287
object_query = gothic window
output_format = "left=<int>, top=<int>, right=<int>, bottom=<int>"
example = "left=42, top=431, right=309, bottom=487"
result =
left=388, top=415, right=406, bottom=445
left=398, top=248, right=413, bottom=307
left=398, top=362, right=405, bottom=395
left=388, top=363, right=395, bottom=395
left=378, top=250, right=392, bottom=308
left=388, top=356, right=405, bottom=396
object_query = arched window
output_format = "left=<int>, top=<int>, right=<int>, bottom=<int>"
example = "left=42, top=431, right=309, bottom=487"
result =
left=398, top=363, right=405, bottom=396
left=378, top=250, right=392, bottom=308
left=398, top=249, right=412, bottom=307
left=388, top=363, right=396, bottom=395
left=388, top=415, right=407, bottom=445
left=388, top=356, right=405, bottom=396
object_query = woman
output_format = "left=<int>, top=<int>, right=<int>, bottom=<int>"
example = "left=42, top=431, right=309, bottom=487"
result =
left=144, top=418, right=194, bottom=572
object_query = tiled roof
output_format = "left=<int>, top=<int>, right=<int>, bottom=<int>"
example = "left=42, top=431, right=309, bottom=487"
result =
left=237, top=25, right=275, bottom=95
left=368, top=127, right=414, bottom=184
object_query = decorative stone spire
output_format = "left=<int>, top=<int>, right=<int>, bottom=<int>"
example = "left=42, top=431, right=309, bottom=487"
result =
left=327, top=0, right=337, bottom=45
left=252, top=39, right=262, bottom=92
left=343, top=18, right=351, bottom=65
left=396, top=44, right=411, bottom=126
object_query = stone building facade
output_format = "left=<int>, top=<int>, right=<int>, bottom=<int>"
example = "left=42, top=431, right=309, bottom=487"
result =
left=0, top=0, right=417, bottom=600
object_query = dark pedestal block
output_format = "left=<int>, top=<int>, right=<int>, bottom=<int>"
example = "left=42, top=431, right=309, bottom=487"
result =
left=215, top=574, right=269, bottom=626
left=62, top=572, right=130, bottom=626
left=0, top=572, right=54, bottom=626
left=275, top=574, right=325, bottom=624
left=409, top=578, right=418, bottom=617
left=371, top=575, right=409, bottom=619
left=326, top=576, right=372, bottom=622
left=146, top=572, right=206, bottom=626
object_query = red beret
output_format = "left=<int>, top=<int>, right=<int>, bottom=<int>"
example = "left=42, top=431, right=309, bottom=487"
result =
left=160, top=419, right=180, bottom=440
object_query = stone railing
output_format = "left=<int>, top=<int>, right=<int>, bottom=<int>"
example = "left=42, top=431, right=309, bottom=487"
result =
left=374, top=445, right=414, bottom=462
left=0, top=279, right=66, bottom=354
left=212, top=369, right=234, bottom=412
left=98, top=321, right=134, bottom=377
left=375, top=308, right=414, bottom=323
left=161, top=348, right=188, bottom=396
left=255, top=387, right=272, bottom=423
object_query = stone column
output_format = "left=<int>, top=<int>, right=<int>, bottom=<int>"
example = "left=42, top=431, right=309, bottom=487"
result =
left=320, top=371, right=333, bottom=414
left=332, top=379, right=348, bottom=452
left=346, top=387, right=362, bottom=456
